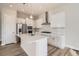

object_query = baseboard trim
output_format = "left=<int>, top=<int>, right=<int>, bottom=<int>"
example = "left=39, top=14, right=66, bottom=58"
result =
left=1, top=41, right=17, bottom=46
left=0, top=41, right=1, bottom=45
left=1, top=43, right=5, bottom=46
left=66, top=45, right=79, bottom=51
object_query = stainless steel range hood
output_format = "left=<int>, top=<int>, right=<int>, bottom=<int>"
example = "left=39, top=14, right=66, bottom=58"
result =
left=42, top=11, right=50, bottom=25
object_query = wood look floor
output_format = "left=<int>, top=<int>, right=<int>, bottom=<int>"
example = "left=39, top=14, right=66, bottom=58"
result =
left=48, top=44, right=71, bottom=56
left=0, top=43, right=27, bottom=56
left=0, top=43, right=79, bottom=56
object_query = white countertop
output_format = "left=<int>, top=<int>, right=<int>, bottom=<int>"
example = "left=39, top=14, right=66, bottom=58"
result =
left=20, top=34, right=48, bottom=43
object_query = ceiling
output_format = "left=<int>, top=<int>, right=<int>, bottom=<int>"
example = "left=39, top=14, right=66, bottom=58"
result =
left=0, top=3, right=65, bottom=16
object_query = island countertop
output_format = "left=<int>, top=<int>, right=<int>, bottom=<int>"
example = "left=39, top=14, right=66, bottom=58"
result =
left=20, top=34, right=48, bottom=56
left=20, top=34, right=48, bottom=43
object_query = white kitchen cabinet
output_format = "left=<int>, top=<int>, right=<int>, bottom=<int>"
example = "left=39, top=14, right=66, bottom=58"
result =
left=48, top=34, right=65, bottom=49
left=17, top=18, right=34, bottom=28
left=26, top=18, right=34, bottom=26
left=49, top=12, right=65, bottom=27
left=48, top=12, right=65, bottom=48
left=20, top=34, right=48, bottom=56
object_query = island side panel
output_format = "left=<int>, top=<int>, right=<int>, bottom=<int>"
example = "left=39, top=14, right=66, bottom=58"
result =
left=36, top=38, right=47, bottom=56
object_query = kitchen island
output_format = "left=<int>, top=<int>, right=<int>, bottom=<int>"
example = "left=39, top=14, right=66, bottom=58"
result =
left=20, top=34, right=48, bottom=56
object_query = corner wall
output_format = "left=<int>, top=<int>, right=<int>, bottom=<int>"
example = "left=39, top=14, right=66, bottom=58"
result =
left=65, top=4, right=79, bottom=50
left=0, top=11, right=1, bottom=41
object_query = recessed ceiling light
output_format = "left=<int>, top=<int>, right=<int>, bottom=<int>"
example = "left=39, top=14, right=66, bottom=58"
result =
left=9, top=5, right=13, bottom=7
left=23, top=3, right=28, bottom=6
left=30, top=15, right=33, bottom=19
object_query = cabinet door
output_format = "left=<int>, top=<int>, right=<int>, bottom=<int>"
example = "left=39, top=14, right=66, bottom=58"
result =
left=50, top=12, right=65, bottom=27
left=26, top=18, right=33, bottom=26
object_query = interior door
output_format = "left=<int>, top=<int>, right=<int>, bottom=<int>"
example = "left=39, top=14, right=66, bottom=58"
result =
left=4, top=14, right=16, bottom=44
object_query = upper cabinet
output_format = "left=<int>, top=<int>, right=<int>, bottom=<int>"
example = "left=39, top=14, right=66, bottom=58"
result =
left=49, top=12, right=65, bottom=27
left=26, top=18, right=34, bottom=26
left=17, top=18, right=35, bottom=27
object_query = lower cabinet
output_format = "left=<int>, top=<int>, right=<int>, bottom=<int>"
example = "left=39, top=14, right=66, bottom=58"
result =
left=48, top=35, right=65, bottom=49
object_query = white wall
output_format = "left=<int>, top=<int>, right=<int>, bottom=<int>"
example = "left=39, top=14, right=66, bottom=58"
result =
left=1, top=8, right=17, bottom=45
left=52, top=4, right=79, bottom=50
left=35, top=18, right=43, bottom=28
left=35, top=13, right=45, bottom=28
left=65, top=4, right=79, bottom=50
left=0, top=11, right=1, bottom=41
